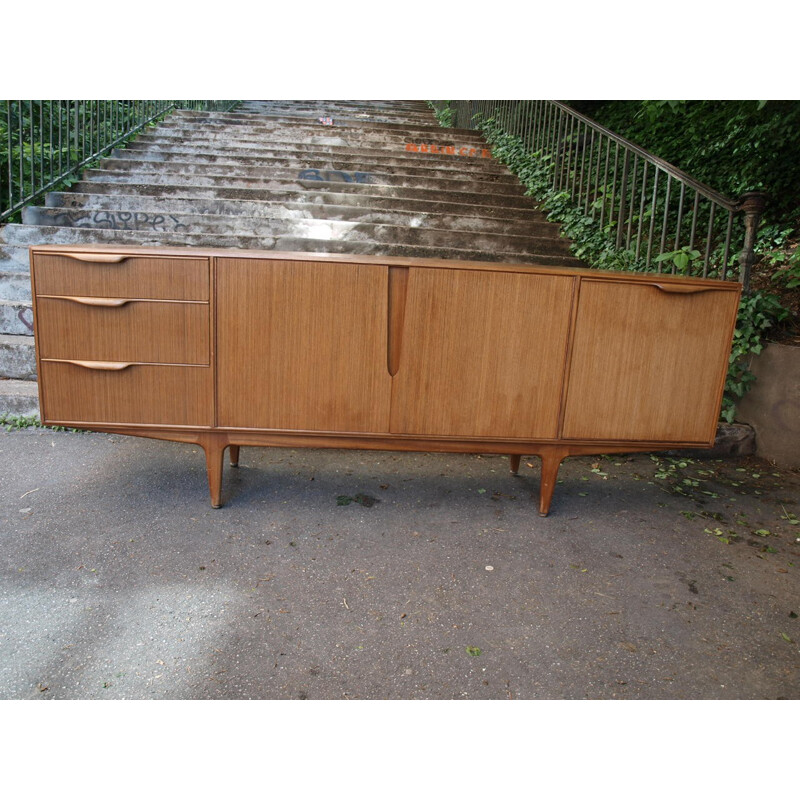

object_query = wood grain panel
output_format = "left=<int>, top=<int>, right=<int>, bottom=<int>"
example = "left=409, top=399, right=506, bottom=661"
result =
left=216, top=258, right=393, bottom=432
left=35, top=298, right=209, bottom=364
left=39, top=362, right=212, bottom=426
left=390, top=268, right=575, bottom=439
left=561, top=279, right=740, bottom=443
left=33, top=253, right=209, bottom=300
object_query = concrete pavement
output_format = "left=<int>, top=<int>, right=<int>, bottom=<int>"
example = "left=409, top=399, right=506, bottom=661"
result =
left=1, top=427, right=798, bottom=699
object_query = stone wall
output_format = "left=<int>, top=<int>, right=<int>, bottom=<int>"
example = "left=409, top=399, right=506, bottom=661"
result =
left=736, top=342, right=800, bottom=469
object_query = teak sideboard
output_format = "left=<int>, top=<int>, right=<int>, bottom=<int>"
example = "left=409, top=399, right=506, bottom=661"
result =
left=29, top=245, right=741, bottom=515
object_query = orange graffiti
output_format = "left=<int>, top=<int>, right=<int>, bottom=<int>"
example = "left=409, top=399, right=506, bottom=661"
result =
left=405, top=143, right=492, bottom=158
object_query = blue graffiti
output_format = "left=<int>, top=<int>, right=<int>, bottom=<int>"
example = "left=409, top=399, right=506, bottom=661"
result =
left=298, top=169, right=374, bottom=184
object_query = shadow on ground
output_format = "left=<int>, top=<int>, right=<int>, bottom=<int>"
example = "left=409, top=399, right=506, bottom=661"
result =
left=1, top=429, right=798, bottom=699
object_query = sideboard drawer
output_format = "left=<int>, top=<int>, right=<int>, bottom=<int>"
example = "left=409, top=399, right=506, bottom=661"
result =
left=39, top=361, right=213, bottom=427
left=35, top=297, right=210, bottom=365
left=32, top=252, right=209, bottom=301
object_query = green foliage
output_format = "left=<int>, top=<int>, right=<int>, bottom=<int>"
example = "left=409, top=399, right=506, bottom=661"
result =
left=721, top=292, right=789, bottom=422
left=0, top=413, right=83, bottom=432
left=568, top=100, right=800, bottom=222
left=430, top=101, right=454, bottom=128
left=0, top=101, right=176, bottom=221
left=0, top=413, right=41, bottom=430
left=768, top=240, right=800, bottom=289
left=476, top=114, right=790, bottom=423
left=478, top=116, right=647, bottom=273
left=654, top=247, right=702, bottom=274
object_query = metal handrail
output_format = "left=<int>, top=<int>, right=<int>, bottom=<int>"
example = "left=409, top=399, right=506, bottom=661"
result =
left=432, top=100, right=766, bottom=289
left=549, top=102, right=737, bottom=212
left=1, top=100, right=239, bottom=223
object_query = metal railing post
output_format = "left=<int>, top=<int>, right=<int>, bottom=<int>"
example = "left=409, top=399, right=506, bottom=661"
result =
left=737, top=191, right=767, bottom=293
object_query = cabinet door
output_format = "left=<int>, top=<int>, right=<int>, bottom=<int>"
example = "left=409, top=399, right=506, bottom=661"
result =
left=561, top=279, right=740, bottom=443
left=390, top=268, right=575, bottom=439
left=216, top=258, right=392, bottom=433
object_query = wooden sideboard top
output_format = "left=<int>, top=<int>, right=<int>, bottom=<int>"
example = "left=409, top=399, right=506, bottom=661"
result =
left=28, top=244, right=742, bottom=292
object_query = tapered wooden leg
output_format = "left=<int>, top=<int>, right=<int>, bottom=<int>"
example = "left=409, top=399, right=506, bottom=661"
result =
left=229, top=445, right=240, bottom=467
left=509, top=454, right=522, bottom=474
left=539, top=448, right=567, bottom=517
left=201, top=436, right=226, bottom=508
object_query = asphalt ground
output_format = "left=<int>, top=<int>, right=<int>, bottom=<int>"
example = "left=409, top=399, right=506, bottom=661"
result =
left=1, top=427, right=798, bottom=701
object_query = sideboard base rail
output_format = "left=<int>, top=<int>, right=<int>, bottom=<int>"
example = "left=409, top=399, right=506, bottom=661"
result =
left=59, top=424, right=681, bottom=516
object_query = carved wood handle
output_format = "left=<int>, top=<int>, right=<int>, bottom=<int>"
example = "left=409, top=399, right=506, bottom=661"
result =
left=652, top=283, right=716, bottom=294
left=62, top=360, right=133, bottom=371
left=58, top=296, right=132, bottom=307
left=387, top=266, right=409, bottom=376
left=59, top=253, right=130, bottom=264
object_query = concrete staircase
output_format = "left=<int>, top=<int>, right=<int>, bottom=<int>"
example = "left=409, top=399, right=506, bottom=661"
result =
left=0, top=99, right=585, bottom=417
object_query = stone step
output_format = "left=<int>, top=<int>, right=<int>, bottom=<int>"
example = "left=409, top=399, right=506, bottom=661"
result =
left=73, top=176, right=534, bottom=210
left=118, top=140, right=507, bottom=174
left=230, top=100, right=434, bottom=116
left=0, top=298, right=33, bottom=336
left=0, top=270, right=32, bottom=302
left=82, top=164, right=525, bottom=198
left=100, top=154, right=519, bottom=187
left=41, top=194, right=547, bottom=235
left=0, top=333, right=35, bottom=379
left=0, top=251, right=35, bottom=274
left=0, top=378, right=39, bottom=418
left=136, top=127, right=486, bottom=153
left=182, top=105, right=442, bottom=126
left=236, top=99, right=430, bottom=111
left=45, top=192, right=547, bottom=232
left=234, top=100, right=432, bottom=114
left=0, top=225, right=582, bottom=267
left=109, top=146, right=508, bottom=178
left=160, top=115, right=482, bottom=142
left=21, top=206, right=563, bottom=253
left=125, top=135, right=498, bottom=168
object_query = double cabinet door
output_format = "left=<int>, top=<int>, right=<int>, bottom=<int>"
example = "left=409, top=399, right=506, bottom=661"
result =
left=215, top=258, right=575, bottom=439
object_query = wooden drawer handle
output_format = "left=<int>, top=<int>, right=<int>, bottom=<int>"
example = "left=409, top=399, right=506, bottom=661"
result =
left=58, top=296, right=132, bottom=307
left=652, top=283, right=716, bottom=295
left=62, top=359, right=133, bottom=371
left=59, top=253, right=129, bottom=264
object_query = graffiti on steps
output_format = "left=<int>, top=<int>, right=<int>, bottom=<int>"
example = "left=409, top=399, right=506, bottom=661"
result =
left=18, top=307, right=34, bottom=332
left=298, top=169, right=375, bottom=184
left=46, top=210, right=190, bottom=232
left=405, top=143, right=492, bottom=158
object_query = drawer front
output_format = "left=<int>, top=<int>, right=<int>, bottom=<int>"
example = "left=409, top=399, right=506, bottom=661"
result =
left=39, top=361, right=212, bottom=427
left=32, top=252, right=209, bottom=301
left=35, top=297, right=209, bottom=365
